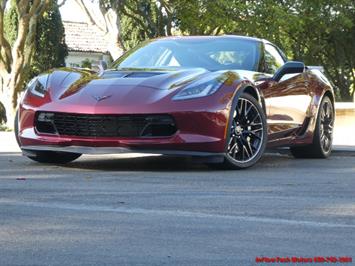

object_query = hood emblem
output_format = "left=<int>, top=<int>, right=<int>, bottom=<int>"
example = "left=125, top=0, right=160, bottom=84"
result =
left=92, top=95, right=112, bottom=102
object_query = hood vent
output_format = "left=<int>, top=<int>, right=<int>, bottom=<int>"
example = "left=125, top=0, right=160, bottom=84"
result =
left=102, top=70, right=164, bottom=79
left=124, top=71, right=164, bottom=78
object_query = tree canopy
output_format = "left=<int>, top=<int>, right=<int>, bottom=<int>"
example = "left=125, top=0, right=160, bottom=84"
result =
left=0, top=0, right=52, bottom=126
left=115, top=0, right=355, bottom=101
left=5, top=0, right=67, bottom=81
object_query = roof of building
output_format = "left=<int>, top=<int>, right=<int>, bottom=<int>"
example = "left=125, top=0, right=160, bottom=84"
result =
left=63, top=21, right=110, bottom=54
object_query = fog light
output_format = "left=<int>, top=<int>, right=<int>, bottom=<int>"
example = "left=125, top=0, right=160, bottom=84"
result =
left=36, top=112, right=58, bottom=135
left=37, top=112, right=54, bottom=122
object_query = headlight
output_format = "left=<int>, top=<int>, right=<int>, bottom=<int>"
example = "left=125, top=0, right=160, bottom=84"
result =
left=172, top=76, right=227, bottom=101
left=28, top=75, right=49, bottom=98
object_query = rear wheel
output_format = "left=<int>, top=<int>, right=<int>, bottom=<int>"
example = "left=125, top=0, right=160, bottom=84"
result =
left=290, top=95, right=334, bottom=158
left=14, top=110, right=81, bottom=164
left=209, top=93, right=267, bottom=169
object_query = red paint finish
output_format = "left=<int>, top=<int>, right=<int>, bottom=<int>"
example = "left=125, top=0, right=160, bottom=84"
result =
left=17, top=36, right=334, bottom=156
left=19, top=68, right=240, bottom=153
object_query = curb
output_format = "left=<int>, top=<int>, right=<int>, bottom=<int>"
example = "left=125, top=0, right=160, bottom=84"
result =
left=332, top=146, right=355, bottom=157
left=267, top=147, right=355, bottom=157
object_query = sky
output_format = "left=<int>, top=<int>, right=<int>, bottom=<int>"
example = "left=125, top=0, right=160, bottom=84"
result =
left=59, top=0, right=91, bottom=22
left=5, top=0, right=88, bottom=21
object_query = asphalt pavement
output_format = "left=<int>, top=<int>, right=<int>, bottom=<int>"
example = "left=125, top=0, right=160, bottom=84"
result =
left=0, top=150, right=354, bottom=265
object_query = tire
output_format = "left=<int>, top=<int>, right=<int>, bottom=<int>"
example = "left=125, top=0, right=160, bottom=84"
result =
left=209, top=93, right=268, bottom=169
left=14, top=109, right=21, bottom=147
left=290, top=95, right=334, bottom=158
left=15, top=110, right=81, bottom=164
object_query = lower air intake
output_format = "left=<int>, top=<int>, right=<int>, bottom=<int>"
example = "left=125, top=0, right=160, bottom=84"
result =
left=35, top=112, right=177, bottom=138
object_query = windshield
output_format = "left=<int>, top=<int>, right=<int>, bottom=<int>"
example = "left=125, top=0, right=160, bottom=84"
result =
left=113, top=38, right=261, bottom=71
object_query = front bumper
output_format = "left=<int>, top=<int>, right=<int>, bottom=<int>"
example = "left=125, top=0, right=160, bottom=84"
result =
left=21, top=145, right=224, bottom=157
left=18, top=106, right=229, bottom=156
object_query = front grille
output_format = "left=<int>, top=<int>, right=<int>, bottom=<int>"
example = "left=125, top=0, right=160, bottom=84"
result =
left=35, top=112, right=177, bottom=138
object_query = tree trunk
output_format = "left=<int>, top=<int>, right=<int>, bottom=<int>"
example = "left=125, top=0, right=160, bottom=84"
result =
left=0, top=59, right=27, bottom=128
left=0, top=83, right=16, bottom=128
left=0, top=0, right=49, bottom=129
left=339, top=85, right=352, bottom=102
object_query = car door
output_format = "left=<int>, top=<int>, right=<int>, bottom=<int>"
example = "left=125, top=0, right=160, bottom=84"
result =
left=259, top=43, right=311, bottom=140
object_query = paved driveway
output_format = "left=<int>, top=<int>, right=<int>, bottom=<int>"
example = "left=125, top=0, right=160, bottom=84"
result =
left=0, top=152, right=354, bottom=265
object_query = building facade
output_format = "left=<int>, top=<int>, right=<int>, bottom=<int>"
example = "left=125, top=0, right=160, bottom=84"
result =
left=63, top=21, right=111, bottom=68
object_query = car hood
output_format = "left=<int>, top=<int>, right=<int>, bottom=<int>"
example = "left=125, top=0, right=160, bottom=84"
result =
left=48, top=68, right=209, bottom=101
left=37, top=67, right=263, bottom=113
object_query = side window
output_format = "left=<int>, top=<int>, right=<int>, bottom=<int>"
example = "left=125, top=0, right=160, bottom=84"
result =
left=264, top=44, right=285, bottom=74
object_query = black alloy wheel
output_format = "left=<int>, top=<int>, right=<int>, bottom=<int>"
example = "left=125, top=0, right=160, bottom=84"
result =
left=222, top=93, right=267, bottom=169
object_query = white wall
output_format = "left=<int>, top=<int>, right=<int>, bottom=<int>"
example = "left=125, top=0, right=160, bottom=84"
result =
left=65, top=52, right=104, bottom=68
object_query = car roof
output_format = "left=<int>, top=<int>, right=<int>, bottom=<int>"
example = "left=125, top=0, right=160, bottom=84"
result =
left=155, top=35, right=265, bottom=43
left=153, top=35, right=286, bottom=62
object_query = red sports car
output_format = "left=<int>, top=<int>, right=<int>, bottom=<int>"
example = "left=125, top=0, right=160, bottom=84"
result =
left=15, top=35, right=335, bottom=169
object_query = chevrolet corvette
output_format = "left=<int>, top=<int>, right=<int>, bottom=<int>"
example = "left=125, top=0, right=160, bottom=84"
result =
left=15, top=35, right=335, bottom=169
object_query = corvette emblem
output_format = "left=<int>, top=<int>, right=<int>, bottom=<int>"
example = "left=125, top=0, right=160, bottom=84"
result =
left=92, top=95, right=112, bottom=102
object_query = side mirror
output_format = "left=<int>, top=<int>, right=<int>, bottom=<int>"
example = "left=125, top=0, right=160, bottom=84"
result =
left=273, top=61, right=305, bottom=82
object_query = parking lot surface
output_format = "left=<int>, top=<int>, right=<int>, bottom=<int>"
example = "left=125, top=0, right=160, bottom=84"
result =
left=0, top=152, right=354, bottom=265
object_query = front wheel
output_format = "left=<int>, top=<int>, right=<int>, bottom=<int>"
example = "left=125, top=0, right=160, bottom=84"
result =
left=210, top=93, right=268, bottom=169
left=290, top=95, right=334, bottom=158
